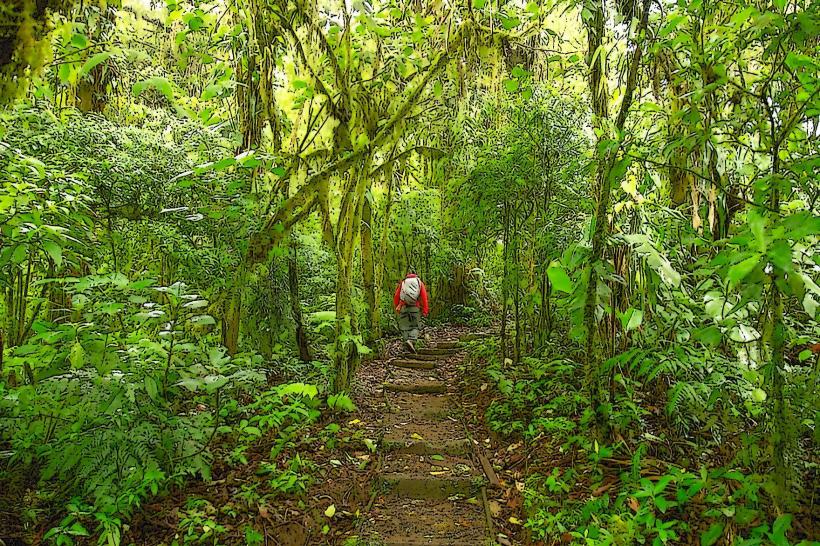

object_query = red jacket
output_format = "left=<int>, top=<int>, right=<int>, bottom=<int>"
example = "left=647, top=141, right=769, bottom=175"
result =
left=394, top=273, right=429, bottom=316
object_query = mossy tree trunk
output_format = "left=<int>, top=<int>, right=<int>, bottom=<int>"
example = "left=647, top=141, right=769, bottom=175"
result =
left=361, top=195, right=377, bottom=344
left=288, top=242, right=311, bottom=362
left=332, top=159, right=371, bottom=392
left=222, top=264, right=246, bottom=356
left=373, top=163, right=394, bottom=340
left=581, top=0, right=650, bottom=434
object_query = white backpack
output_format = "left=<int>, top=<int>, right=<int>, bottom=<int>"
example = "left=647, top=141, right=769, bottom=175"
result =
left=400, top=277, right=421, bottom=305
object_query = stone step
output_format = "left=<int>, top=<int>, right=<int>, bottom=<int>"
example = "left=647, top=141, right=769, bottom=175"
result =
left=387, top=393, right=456, bottom=419
left=391, top=359, right=435, bottom=370
left=379, top=539, right=479, bottom=546
left=435, top=341, right=463, bottom=349
left=384, top=381, right=447, bottom=394
left=360, top=495, right=488, bottom=546
left=382, top=438, right=472, bottom=456
left=378, top=473, right=483, bottom=499
left=458, top=332, right=497, bottom=342
left=416, top=347, right=459, bottom=356
left=400, top=352, right=447, bottom=361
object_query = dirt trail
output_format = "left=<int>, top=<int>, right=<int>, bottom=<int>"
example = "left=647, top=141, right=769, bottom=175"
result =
left=354, top=330, right=494, bottom=545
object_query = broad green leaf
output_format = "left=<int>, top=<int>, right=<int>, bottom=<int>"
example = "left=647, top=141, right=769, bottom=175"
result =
left=204, top=375, right=229, bottom=393
left=547, top=263, right=573, bottom=293
left=70, top=33, right=88, bottom=48
left=81, top=52, right=111, bottom=75
left=145, top=376, right=160, bottom=401
left=747, top=208, right=766, bottom=251
left=620, top=308, right=643, bottom=332
left=700, top=523, right=724, bottom=546
left=12, top=244, right=27, bottom=264
left=767, top=240, right=792, bottom=272
left=133, top=76, right=174, bottom=100
left=213, top=157, right=236, bottom=171
left=771, top=514, right=792, bottom=544
left=728, top=254, right=760, bottom=287
left=501, top=16, right=520, bottom=30
left=58, top=62, right=73, bottom=84
left=327, top=393, right=356, bottom=412
left=189, top=314, right=216, bottom=326
left=693, top=326, right=722, bottom=347
left=785, top=52, right=816, bottom=71
left=69, top=342, right=85, bottom=368
left=201, top=83, right=222, bottom=101
left=279, top=382, right=319, bottom=398
left=42, top=239, right=63, bottom=266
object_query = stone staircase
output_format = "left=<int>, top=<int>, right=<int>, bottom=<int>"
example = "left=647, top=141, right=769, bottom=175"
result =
left=358, top=338, right=493, bottom=545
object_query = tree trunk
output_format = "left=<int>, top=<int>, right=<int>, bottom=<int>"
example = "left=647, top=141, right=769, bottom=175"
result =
left=765, top=120, right=789, bottom=511
left=581, top=0, right=611, bottom=429
left=332, top=161, right=371, bottom=392
left=374, top=165, right=394, bottom=338
left=333, top=245, right=359, bottom=392
left=222, top=265, right=246, bottom=356
left=513, top=217, right=521, bottom=363
left=361, top=196, right=378, bottom=343
left=500, top=201, right=510, bottom=364
left=581, top=0, right=649, bottom=434
left=288, top=242, right=311, bottom=362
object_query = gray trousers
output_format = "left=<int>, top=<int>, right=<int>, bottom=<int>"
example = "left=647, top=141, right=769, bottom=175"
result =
left=398, top=306, right=421, bottom=341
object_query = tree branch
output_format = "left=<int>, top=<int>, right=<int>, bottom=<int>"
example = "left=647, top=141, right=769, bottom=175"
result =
left=615, top=0, right=651, bottom=130
left=369, top=146, right=445, bottom=177
left=246, top=21, right=470, bottom=264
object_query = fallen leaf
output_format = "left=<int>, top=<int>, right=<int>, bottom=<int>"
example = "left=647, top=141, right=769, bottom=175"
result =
left=592, top=483, right=612, bottom=496
left=508, top=516, right=523, bottom=525
left=411, top=432, right=425, bottom=440
left=430, top=454, right=445, bottom=461
left=325, top=504, right=336, bottom=518
left=628, top=497, right=639, bottom=512
left=507, top=495, right=523, bottom=510
left=489, top=500, right=502, bottom=517
left=515, top=481, right=525, bottom=492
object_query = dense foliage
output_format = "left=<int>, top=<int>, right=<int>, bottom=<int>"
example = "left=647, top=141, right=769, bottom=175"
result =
left=0, top=0, right=818, bottom=544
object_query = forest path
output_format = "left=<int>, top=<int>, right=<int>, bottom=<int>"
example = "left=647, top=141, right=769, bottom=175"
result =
left=354, top=329, right=495, bottom=545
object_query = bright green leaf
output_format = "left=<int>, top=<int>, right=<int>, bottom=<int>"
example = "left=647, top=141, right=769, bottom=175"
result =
left=727, top=254, right=760, bottom=287
left=42, top=239, right=63, bottom=267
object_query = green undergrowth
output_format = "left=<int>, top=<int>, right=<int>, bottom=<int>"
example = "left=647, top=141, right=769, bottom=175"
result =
left=0, top=274, right=359, bottom=544
left=467, top=338, right=818, bottom=546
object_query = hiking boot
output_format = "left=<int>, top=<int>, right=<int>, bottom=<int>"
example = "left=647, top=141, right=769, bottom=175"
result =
left=406, top=340, right=417, bottom=353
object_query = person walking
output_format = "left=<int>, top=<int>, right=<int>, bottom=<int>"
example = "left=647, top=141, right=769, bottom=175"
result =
left=393, top=270, right=429, bottom=353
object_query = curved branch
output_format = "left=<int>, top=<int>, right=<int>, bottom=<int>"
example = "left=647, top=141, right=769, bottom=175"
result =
left=246, top=21, right=470, bottom=264
left=370, top=146, right=445, bottom=177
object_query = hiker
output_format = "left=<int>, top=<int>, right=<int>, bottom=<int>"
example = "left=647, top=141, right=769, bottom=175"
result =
left=393, top=270, right=429, bottom=352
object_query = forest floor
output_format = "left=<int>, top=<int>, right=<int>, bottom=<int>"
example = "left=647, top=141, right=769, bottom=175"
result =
left=116, top=325, right=522, bottom=546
